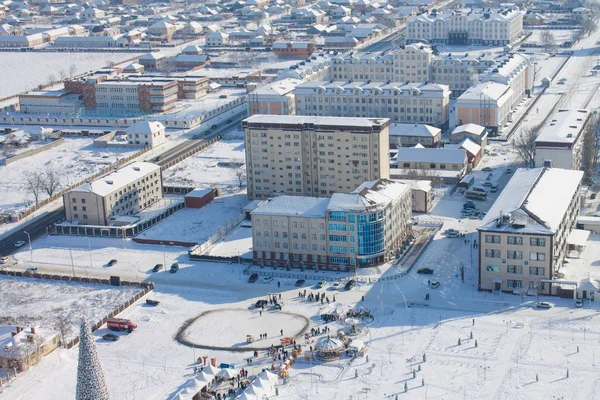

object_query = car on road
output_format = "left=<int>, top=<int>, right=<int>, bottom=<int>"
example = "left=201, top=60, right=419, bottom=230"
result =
left=536, top=301, right=552, bottom=309
left=169, top=263, right=179, bottom=273
left=506, top=167, right=513, bottom=173
left=417, top=268, right=434, bottom=275
left=345, top=280, right=356, bottom=290
left=255, top=299, right=268, bottom=308
left=482, top=167, right=492, bottom=171
left=0, top=256, right=11, bottom=264
left=25, top=267, right=38, bottom=273
left=446, top=231, right=460, bottom=238
left=152, top=264, right=163, bottom=273
left=591, top=193, right=597, bottom=200
left=317, top=280, right=327, bottom=288
left=108, top=259, right=117, bottom=267
left=103, top=333, right=120, bottom=341
left=491, top=184, right=498, bottom=193
left=146, top=299, right=160, bottom=306
left=295, top=279, right=306, bottom=287
left=430, top=281, right=440, bottom=289
left=444, top=229, right=459, bottom=235
left=248, top=273, right=259, bottom=283
left=575, top=299, right=583, bottom=308
left=262, top=276, right=274, bottom=283
left=14, top=240, right=26, bottom=248
left=211, top=125, right=217, bottom=129
left=331, top=282, right=342, bottom=290
left=482, top=181, right=492, bottom=187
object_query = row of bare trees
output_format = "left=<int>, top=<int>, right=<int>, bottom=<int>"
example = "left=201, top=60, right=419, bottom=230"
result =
left=24, top=168, right=61, bottom=206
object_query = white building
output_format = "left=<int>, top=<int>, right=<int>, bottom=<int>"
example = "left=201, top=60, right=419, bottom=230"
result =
left=455, top=81, right=514, bottom=135
left=388, top=123, right=441, bottom=148
left=407, top=8, right=524, bottom=45
left=126, top=120, right=167, bottom=147
left=19, top=90, right=83, bottom=114
left=534, top=109, right=591, bottom=170
left=205, top=31, right=229, bottom=47
left=247, top=78, right=302, bottom=116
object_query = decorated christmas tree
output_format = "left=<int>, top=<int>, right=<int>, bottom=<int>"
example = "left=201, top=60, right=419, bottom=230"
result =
left=76, top=316, right=110, bottom=400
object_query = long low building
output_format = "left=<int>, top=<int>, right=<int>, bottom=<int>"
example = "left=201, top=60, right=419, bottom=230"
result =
left=19, top=90, right=83, bottom=114
left=534, top=109, right=591, bottom=170
left=389, top=123, right=441, bottom=148
left=390, top=147, right=468, bottom=183
left=251, top=179, right=412, bottom=269
left=294, top=81, right=451, bottom=129
left=478, top=166, right=583, bottom=295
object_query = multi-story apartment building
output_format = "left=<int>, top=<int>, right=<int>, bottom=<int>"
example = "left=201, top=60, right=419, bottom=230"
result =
left=407, top=8, right=524, bottom=45
left=251, top=178, right=412, bottom=269
left=294, top=81, right=451, bottom=129
left=455, top=81, right=514, bottom=135
left=95, top=79, right=178, bottom=114
left=430, top=53, right=493, bottom=97
left=243, top=115, right=390, bottom=200
left=534, top=109, right=591, bottom=170
left=479, top=53, right=534, bottom=108
left=247, top=78, right=302, bottom=116
left=478, top=167, right=583, bottom=294
left=392, top=43, right=433, bottom=83
left=63, top=162, right=163, bottom=226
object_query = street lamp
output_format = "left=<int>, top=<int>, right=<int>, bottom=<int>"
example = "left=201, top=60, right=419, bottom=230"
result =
left=23, top=231, right=32, bottom=262
left=86, top=237, right=93, bottom=268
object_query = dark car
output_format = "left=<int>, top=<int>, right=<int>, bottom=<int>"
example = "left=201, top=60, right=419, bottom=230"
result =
left=417, top=268, right=434, bottom=275
left=248, top=273, right=259, bottom=283
left=345, top=280, right=356, bottom=290
left=103, top=333, right=119, bottom=341
left=108, top=259, right=117, bottom=267
left=295, top=279, right=306, bottom=287
left=152, top=264, right=163, bottom=273
left=146, top=299, right=160, bottom=306
left=170, top=263, right=179, bottom=273
left=255, top=299, right=268, bottom=308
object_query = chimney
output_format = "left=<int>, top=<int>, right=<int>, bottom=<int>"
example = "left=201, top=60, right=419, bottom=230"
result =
left=543, top=159, right=552, bottom=168
left=16, top=327, right=21, bottom=333
left=11, top=331, right=16, bottom=337
left=31, top=327, right=36, bottom=334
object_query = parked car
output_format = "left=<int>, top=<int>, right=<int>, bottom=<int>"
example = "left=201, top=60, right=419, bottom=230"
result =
left=107, top=318, right=137, bottom=332
left=295, top=279, right=306, bottom=287
left=491, top=184, right=498, bottom=192
left=146, top=299, right=159, bottom=306
left=536, top=302, right=552, bottom=309
left=444, top=229, right=459, bottom=235
left=103, top=333, right=120, bottom=341
left=14, top=241, right=26, bottom=248
left=255, top=299, right=268, bottom=308
left=417, top=268, right=434, bottom=275
left=152, top=264, right=163, bottom=273
left=25, top=267, right=38, bottom=273
left=506, top=167, right=513, bottom=173
left=591, top=193, right=597, bottom=200
left=446, top=231, right=460, bottom=238
left=430, top=281, right=440, bottom=289
left=317, top=280, right=327, bottom=288
left=0, top=256, right=11, bottom=264
left=482, top=181, right=492, bottom=187
left=331, top=282, right=342, bottom=290
left=482, top=167, right=492, bottom=171
left=345, top=280, right=356, bottom=290
left=248, top=273, right=259, bottom=283
left=575, top=299, right=583, bottom=308
left=108, top=259, right=117, bottom=267
left=169, top=263, right=179, bottom=273
left=262, top=276, right=274, bottom=283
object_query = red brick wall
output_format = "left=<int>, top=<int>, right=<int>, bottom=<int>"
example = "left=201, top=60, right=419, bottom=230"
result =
left=64, top=80, right=97, bottom=109
left=137, top=85, right=152, bottom=113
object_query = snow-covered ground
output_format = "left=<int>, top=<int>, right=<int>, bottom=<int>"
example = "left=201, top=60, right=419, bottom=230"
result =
left=524, top=29, right=581, bottom=45
left=162, top=139, right=246, bottom=194
left=0, top=137, right=138, bottom=214
left=0, top=52, right=141, bottom=98
left=206, top=224, right=253, bottom=259
left=136, top=193, right=248, bottom=244
left=0, top=274, right=141, bottom=343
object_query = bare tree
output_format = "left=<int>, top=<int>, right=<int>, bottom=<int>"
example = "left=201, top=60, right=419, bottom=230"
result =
left=402, top=168, right=443, bottom=187
left=235, top=167, right=246, bottom=188
left=583, top=14, right=598, bottom=37
left=42, top=167, right=61, bottom=197
left=55, top=314, right=73, bottom=347
left=47, top=73, right=56, bottom=85
left=58, top=69, right=66, bottom=82
left=540, top=30, right=556, bottom=54
left=2, top=142, right=17, bottom=158
left=583, top=112, right=599, bottom=184
left=69, top=63, right=77, bottom=78
left=24, top=171, right=45, bottom=205
left=513, top=124, right=541, bottom=168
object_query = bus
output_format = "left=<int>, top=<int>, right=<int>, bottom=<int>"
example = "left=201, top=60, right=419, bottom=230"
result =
left=465, top=186, right=487, bottom=201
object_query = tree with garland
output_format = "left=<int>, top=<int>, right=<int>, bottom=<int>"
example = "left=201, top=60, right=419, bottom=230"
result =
left=76, top=316, right=110, bottom=400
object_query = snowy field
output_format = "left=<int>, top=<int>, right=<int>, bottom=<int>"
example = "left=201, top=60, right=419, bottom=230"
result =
left=0, top=274, right=140, bottom=343
left=0, top=52, right=140, bottom=98
left=136, top=193, right=248, bottom=244
left=162, top=139, right=246, bottom=194
left=206, top=224, right=253, bottom=258
left=0, top=136, right=138, bottom=214
left=525, top=29, right=581, bottom=45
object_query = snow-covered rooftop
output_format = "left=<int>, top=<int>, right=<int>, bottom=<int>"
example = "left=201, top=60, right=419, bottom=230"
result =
left=451, top=123, right=486, bottom=136
left=392, top=147, right=467, bottom=164
left=535, top=109, right=590, bottom=145
left=126, top=120, right=165, bottom=135
left=251, top=78, right=302, bottom=96
left=243, top=115, right=389, bottom=129
left=389, top=123, right=440, bottom=138
left=479, top=167, right=584, bottom=234
left=70, top=161, right=161, bottom=197
left=251, top=196, right=330, bottom=218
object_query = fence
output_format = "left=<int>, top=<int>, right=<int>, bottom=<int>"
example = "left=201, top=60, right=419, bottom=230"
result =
left=0, top=269, right=154, bottom=349
left=0, top=138, right=65, bottom=166
left=160, top=135, right=222, bottom=171
left=188, top=212, right=247, bottom=257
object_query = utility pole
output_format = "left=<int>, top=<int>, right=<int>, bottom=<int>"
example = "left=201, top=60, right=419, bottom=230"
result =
left=69, top=249, right=75, bottom=277
left=24, top=231, right=32, bottom=262
left=87, top=237, right=93, bottom=268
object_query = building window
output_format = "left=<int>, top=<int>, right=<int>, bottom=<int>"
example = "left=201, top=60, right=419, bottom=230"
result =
left=507, top=250, right=523, bottom=260
left=507, top=265, right=522, bottom=274
left=72, top=198, right=77, bottom=203
left=507, top=279, right=522, bottom=288
left=485, top=249, right=500, bottom=258
left=507, top=236, right=523, bottom=245
left=485, top=235, right=500, bottom=244
left=529, top=253, right=545, bottom=261
left=529, top=267, right=545, bottom=276
left=530, top=237, right=546, bottom=247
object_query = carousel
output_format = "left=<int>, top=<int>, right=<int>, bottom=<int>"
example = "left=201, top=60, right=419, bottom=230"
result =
left=341, top=318, right=363, bottom=337
left=314, top=335, right=345, bottom=361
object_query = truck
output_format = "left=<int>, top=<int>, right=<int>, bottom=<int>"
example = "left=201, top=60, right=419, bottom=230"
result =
left=107, top=318, right=137, bottom=333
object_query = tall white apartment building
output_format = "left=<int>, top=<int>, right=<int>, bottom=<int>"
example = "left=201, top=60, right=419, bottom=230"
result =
left=534, top=109, right=591, bottom=170
left=407, top=8, right=524, bottom=46
left=63, top=162, right=163, bottom=226
left=294, top=81, right=451, bottom=129
left=243, top=115, right=390, bottom=200
left=478, top=167, right=583, bottom=295
left=251, top=179, right=412, bottom=269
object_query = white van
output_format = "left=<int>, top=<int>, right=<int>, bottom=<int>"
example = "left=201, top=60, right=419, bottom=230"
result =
left=491, top=184, right=498, bottom=192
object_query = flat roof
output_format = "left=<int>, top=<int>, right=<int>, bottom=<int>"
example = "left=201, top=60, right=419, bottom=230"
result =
left=70, top=161, right=160, bottom=197
left=251, top=196, right=330, bottom=218
left=389, top=123, right=440, bottom=138
left=536, top=109, right=590, bottom=145
left=392, top=147, right=467, bottom=164
left=243, top=115, right=390, bottom=130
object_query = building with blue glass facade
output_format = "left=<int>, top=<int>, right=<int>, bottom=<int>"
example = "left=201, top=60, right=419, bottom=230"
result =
left=251, top=179, right=412, bottom=270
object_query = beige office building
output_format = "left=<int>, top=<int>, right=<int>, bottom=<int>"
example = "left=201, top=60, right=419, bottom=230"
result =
left=63, top=162, right=163, bottom=226
left=478, top=167, right=583, bottom=295
left=243, top=115, right=390, bottom=200
left=294, top=81, right=451, bottom=129
left=251, top=178, right=412, bottom=269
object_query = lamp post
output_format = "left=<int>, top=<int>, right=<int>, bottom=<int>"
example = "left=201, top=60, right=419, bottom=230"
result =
left=161, top=242, right=167, bottom=268
left=23, top=231, right=32, bottom=262
left=86, top=237, right=93, bottom=268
